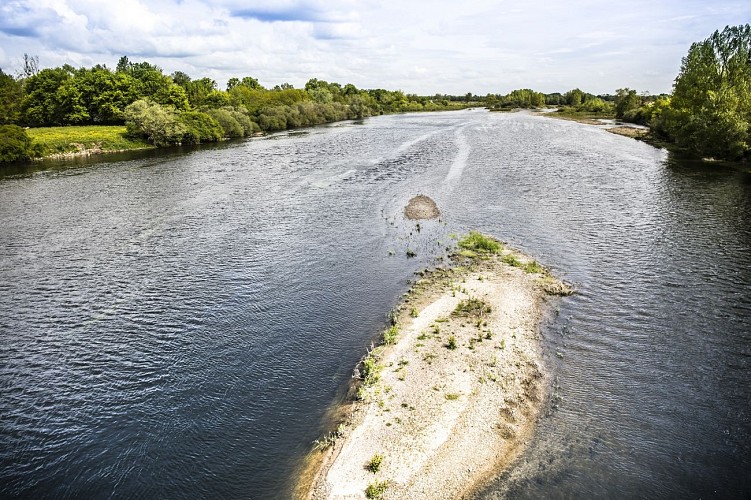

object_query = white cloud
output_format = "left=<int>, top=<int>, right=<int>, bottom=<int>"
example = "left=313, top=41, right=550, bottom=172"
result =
left=0, top=0, right=750, bottom=94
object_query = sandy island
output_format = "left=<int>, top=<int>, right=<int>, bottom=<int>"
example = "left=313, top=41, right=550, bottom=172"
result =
left=298, top=234, right=572, bottom=499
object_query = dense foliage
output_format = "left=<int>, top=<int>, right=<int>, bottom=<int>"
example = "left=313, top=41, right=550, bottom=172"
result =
left=0, top=55, right=480, bottom=160
left=485, top=87, right=616, bottom=115
left=2, top=25, right=750, bottom=163
left=0, top=125, right=35, bottom=162
left=0, top=56, right=470, bottom=145
left=658, top=25, right=751, bottom=160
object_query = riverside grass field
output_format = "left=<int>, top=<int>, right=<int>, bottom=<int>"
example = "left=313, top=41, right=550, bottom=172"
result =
left=26, top=125, right=152, bottom=156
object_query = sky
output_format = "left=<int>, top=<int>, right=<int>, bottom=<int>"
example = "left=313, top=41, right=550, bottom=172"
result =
left=1, top=0, right=749, bottom=96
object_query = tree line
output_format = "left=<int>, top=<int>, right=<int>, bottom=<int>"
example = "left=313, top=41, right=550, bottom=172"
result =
left=0, top=57, right=477, bottom=161
left=2, top=24, right=750, bottom=162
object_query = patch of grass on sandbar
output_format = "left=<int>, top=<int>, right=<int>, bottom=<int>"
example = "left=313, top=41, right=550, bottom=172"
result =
left=457, top=231, right=502, bottom=254
left=27, top=125, right=153, bottom=155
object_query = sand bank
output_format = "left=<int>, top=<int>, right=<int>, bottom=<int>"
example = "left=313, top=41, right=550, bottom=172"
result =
left=299, top=236, right=572, bottom=499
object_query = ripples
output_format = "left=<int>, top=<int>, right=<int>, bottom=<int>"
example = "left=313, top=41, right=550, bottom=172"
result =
left=1, top=110, right=750, bottom=499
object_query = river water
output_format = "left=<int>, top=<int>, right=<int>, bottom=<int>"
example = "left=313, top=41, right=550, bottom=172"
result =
left=1, top=110, right=749, bottom=498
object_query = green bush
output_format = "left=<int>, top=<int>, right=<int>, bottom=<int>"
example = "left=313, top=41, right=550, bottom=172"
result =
left=229, top=108, right=258, bottom=135
left=206, top=108, right=244, bottom=138
left=258, top=107, right=288, bottom=131
left=0, top=125, right=33, bottom=163
left=178, top=111, right=222, bottom=144
left=124, top=99, right=185, bottom=146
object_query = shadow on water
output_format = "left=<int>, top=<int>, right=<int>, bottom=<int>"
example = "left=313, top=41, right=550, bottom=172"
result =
left=0, top=139, right=256, bottom=180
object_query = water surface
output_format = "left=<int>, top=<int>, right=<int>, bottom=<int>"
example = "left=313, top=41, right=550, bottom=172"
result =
left=1, top=110, right=749, bottom=498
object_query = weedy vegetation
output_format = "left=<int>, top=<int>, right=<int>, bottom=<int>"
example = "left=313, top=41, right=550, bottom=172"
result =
left=366, top=453, right=384, bottom=473
left=365, top=479, right=389, bottom=499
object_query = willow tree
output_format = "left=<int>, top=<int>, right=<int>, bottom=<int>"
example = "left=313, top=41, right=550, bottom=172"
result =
left=665, top=24, right=751, bottom=160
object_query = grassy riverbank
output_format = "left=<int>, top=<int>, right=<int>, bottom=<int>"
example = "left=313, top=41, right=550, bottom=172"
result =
left=299, top=232, right=572, bottom=499
left=27, top=125, right=154, bottom=158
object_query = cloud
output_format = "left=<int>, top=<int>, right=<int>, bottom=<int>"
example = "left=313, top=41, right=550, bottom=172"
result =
left=230, top=6, right=320, bottom=23
left=0, top=1, right=58, bottom=38
left=312, top=22, right=363, bottom=40
left=1, top=0, right=750, bottom=94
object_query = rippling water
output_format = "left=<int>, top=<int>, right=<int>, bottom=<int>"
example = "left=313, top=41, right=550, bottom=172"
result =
left=1, top=110, right=749, bottom=498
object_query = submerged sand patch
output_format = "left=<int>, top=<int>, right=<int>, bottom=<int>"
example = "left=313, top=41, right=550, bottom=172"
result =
left=300, top=240, right=572, bottom=499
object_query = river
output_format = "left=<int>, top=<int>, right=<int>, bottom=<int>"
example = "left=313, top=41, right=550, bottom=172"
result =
left=1, top=110, right=749, bottom=498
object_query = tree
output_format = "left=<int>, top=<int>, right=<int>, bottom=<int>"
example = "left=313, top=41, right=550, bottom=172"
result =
left=184, top=77, right=217, bottom=107
left=565, top=88, right=583, bottom=106
left=116, top=59, right=171, bottom=101
left=614, top=88, right=641, bottom=118
left=178, top=111, right=223, bottom=144
left=171, top=71, right=192, bottom=87
left=241, top=76, right=263, bottom=90
left=73, top=66, right=139, bottom=123
left=666, top=24, right=751, bottom=160
left=226, top=77, right=240, bottom=91
left=116, top=56, right=130, bottom=73
left=21, top=66, right=76, bottom=126
left=0, top=69, right=23, bottom=124
left=154, top=84, right=190, bottom=111
left=21, top=53, right=39, bottom=78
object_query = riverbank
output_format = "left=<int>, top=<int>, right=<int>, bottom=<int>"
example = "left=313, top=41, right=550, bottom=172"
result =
left=299, top=233, right=572, bottom=499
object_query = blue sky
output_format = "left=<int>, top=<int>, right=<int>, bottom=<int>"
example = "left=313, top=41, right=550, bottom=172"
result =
left=1, top=0, right=749, bottom=95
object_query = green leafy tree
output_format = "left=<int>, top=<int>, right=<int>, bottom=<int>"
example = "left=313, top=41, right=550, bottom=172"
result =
left=309, top=87, right=333, bottom=103
left=545, top=92, right=563, bottom=105
left=201, top=89, right=230, bottom=108
left=565, top=88, right=583, bottom=106
left=73, top=66, right=140, bottom=123
left=648, top=97, right=673, bottom=137
left=241, top=76, right=263, bottom=90
left=22, top=66, right=76, bottom=125
left=226, top=77, right=240, bottom=91
left=579, top=97, right=613, bottom=114
left=154, top=84, right=190, bottom=111
left=0, top=69, right=23, bottom=124
left=117, top=59, right=171, bottom=102
left=184, top=77, right=217, bottom=107
left=206, top=107, right=256, bottom=137
left=614, top=88, right=641, bottom=119
left=666, top=24, right=751, bottom=159
left=171, top=71, right=192, bottom=88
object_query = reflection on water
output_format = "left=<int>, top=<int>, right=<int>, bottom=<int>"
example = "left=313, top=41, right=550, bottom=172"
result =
left=0, top=111, right=749, bottom=499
